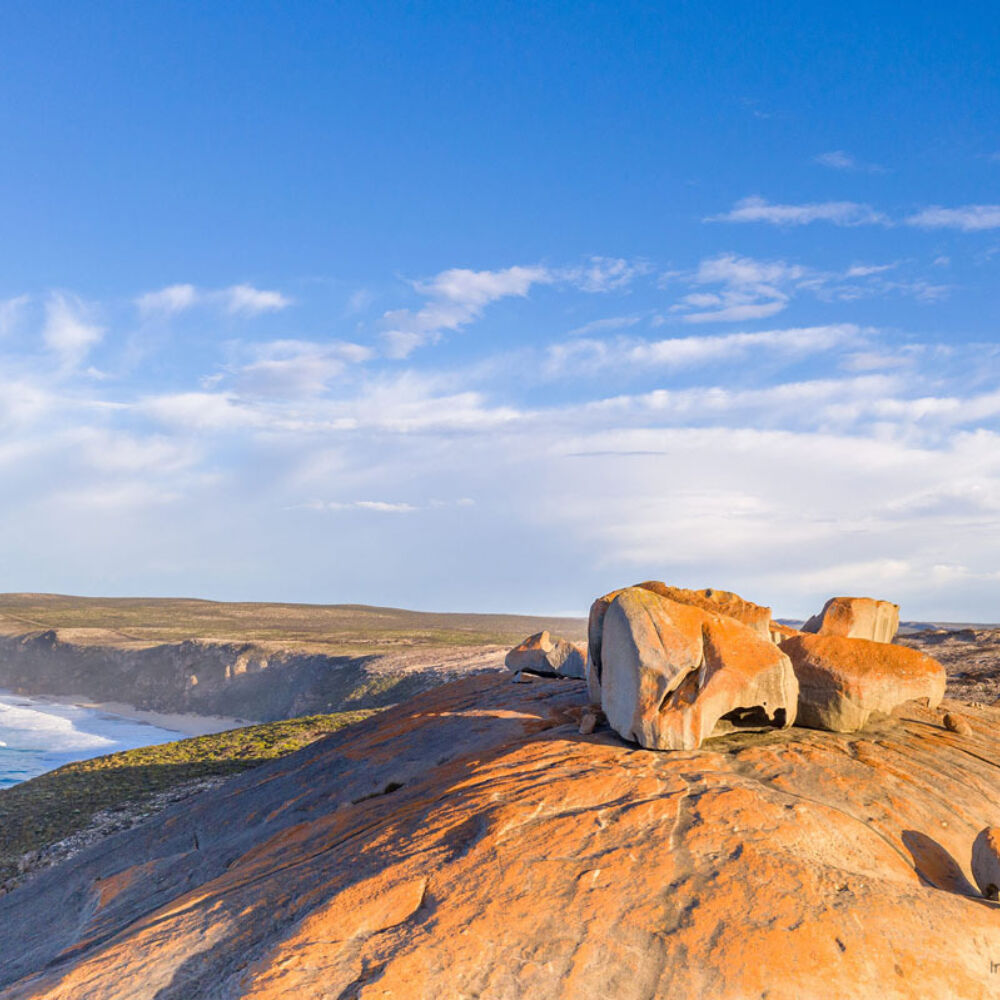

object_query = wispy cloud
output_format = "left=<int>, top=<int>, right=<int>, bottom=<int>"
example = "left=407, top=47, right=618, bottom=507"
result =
left=709, top=196, right=890, bottom=227
left=814, top=150, right=887, bottom=173
left=136, top=282, right=292, bottom=317
left=0, top=295, right=30, bottom=337
left=905, top=205, right=1000, bottom=231
left=42, top=293, right=104, bottom=368
left=546, top=324, right=863, bottom=375
left=671, top=253, right=805, bottom=322
left=231, top=339, right=373, bottom=397
left=380, top=264, right=553, bottom=358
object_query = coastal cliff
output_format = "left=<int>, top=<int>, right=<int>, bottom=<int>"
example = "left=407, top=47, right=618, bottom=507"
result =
left=0, top=629, right=507, bottom=720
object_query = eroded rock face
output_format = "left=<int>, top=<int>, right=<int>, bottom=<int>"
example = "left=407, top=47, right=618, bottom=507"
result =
left=598, top=586, right=797, bottom=750
left=4, top=676, right=1000, bottom=1000
left=972, top=827, right=1000, bottom=899
left=504, top=631, right=585, bottom=679
left=586, top=581, right=772, bottom=704
left=781, top=633, right=945, bottom=732
left=801, top=596, right=900, bottom=643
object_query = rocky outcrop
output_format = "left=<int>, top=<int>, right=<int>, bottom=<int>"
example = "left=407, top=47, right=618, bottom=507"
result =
left=972, top=827, right=1000, bottom=900
left=2, top=674, right=1000, bottom=999
left=780, top=633, right=945, bottom=732
left=586, top=581, right=772, bottom=705
left=597, top=586, right=797, bottom=750
left=505, top=631, right=585, bottom=678
left=802, top=596, right=900, bottom=643
left=0, top=630, right=507, bottom=721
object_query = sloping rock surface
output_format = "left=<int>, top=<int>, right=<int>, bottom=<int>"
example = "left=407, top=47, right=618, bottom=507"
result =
left=802, top=597, right=900, bottom=643
left=3, top=675, right=1000, bottom=999
left=782, top=633, right=946, bottom=732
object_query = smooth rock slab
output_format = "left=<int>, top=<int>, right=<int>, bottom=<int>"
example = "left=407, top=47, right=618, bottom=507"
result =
left=4, top=677, right=1000, bottom=999
left=780, top=633, right=945, bottom=732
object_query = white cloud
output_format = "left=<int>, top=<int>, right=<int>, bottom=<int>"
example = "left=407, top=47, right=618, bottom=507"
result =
left=233, top=339, right=372, bottom=397
left=564, top=257, right=645, bottom=293
left=906, top=205, right=1000, bottom=231
left=845, top=263, right=897, bottom=277
left=814, top=150, right=887, bottom=173
left=222, top=284, right=292, bottom=315
left=136, top=284, right=199, bottom=316
left=672, top=253, right=805, bottom=323
left=135, top=283, right=292, bottom=317
left=381, top=264, right=553, bottom=357
left=0, top=295, right=30, bottom=337
left=709, top=196, right=890, bottom=227
left=42, top=293, right=104, bottom=367
left=546, top=324, right=862, bottom=375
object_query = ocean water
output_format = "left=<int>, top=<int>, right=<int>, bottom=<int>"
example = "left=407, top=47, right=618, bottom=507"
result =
left=0, top=691, right=184, bottom=789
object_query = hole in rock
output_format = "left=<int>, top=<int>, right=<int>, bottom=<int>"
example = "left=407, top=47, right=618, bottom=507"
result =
left=720, top=706, right=785, bottom=729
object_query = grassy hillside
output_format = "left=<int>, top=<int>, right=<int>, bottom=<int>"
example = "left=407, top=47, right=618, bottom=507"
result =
left=0, top=594, right=587, bottom=652
left=0, top=710, right=376, bottom=888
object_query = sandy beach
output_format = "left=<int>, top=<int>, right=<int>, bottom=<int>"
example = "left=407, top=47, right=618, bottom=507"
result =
left=34, top=695, right=245, bottom=738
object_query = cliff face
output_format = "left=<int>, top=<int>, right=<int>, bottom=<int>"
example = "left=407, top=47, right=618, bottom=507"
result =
left=2, top=673, right=999, bottom=999
left=0, top=630, right=506, bottom=720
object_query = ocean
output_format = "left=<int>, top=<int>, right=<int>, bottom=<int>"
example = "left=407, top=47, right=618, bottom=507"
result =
left=0, top=691, right=184, bottom=789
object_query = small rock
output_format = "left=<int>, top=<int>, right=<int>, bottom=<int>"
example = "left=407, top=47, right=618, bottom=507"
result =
left=579, top=710, right=598, bottom=735
left=943, top=712, right=972, bottom=735
left=972, top=827, right=1000, bottom=900
left=511, top=671, right=533, bottom=684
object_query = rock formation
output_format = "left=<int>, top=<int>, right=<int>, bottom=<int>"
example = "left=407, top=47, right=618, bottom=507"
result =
left=801, top=596, right=900, bottom=643
left=972, top=827, right=1000, bottom=900
left=780, top=633, right=945, bottom=732
left=2, top=674, right=1000, bottom=999
left=594, top=585, right=797, bottom=750
left=586, top=581, right=772, bottom=705
left=505, top=631, right=585, bottom=679
left=944, top=711, right=972, bottom=735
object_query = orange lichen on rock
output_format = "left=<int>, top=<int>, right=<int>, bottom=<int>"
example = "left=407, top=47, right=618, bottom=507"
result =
left=780, top=632, right=945, bottom=732
left=5, top=675, right=1000, bottom=999
left=801, top=596, right=900, bottom=643
left=598, top=586, right=797, bottom=750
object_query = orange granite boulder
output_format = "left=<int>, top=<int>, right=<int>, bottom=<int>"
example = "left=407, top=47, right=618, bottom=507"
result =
left=505, top=630, right=585, bottom=679
left=780, top=632, right=945, bottom=732
left=598, top=586, right=797, bottom=750
left=802, top=596, right=900, bottom=643
left=586, top=581, right=772, bottom=704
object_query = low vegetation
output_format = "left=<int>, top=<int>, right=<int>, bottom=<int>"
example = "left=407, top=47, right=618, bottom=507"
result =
left=0, top=593, right=586, bottom=653
left=0, top=710, right=376, bottom=887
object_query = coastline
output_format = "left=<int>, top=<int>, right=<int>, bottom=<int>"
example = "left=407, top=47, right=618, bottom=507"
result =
left=28, top=694, right=245, bottom=738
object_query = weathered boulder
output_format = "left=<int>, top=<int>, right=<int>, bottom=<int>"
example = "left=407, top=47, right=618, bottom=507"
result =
left=801, top=596, right=900, bottom=643
left=505, top=631, right=585, bottom=679
left=780, top=633, right=945, bottom=732
left=586, top=581, right=772, bottom=704
left=944, top=711, right=972, bottom=735
left=972, top=827, right=1000, bottom=899
left=769, top=621, right=800, bottom=644
left=599, top=586, right=797, bottom=750
left=5, top=676, right=1000, bottom=999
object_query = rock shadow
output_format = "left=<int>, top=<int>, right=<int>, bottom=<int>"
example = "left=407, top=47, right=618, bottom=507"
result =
left=901, top=829, right=983, bottom=899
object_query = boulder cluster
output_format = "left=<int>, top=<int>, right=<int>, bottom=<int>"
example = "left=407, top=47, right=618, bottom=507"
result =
left=507, top=583, right=946, bottom=751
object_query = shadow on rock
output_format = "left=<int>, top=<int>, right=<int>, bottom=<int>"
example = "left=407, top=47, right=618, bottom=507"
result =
left=901, top=829, right=981, bottom=898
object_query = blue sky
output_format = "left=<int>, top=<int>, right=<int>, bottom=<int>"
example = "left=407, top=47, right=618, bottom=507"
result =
left=1, top=2, right=999, bottom=619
